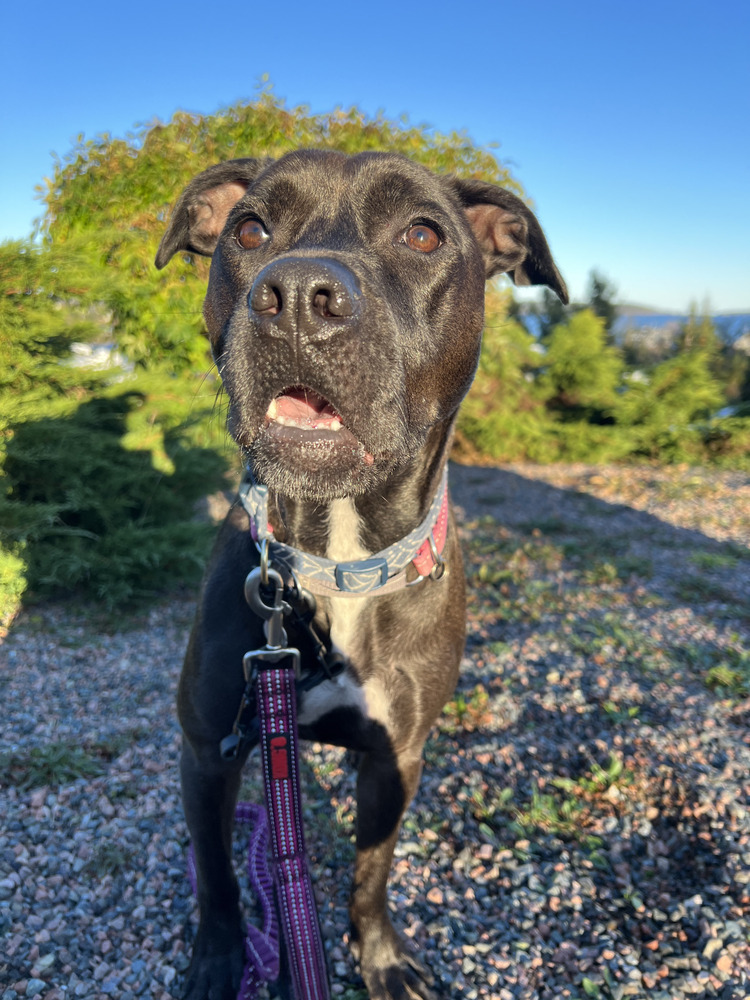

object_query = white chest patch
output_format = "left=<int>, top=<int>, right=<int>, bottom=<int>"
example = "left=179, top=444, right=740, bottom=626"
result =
left=296, top=499, right=390, bottom=730
left=325, top=498, right=370, bottom=659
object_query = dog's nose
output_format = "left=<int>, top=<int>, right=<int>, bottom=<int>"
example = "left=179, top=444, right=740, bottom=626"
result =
left=248, top=257, right=361, bottom=340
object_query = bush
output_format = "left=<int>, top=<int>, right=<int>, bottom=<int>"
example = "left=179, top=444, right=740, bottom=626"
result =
left=0, top=240, right=232, bottom=623
left=456, top=287, right=554, bottom=462
left=41, top=91, right=519, bottom=372
left=1, top=368, right=231, bottom=620
left=540, top=309, right=623, bottom=417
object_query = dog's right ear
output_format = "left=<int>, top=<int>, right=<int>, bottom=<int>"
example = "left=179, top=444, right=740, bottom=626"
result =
left=155, top=158, right=271, bottom=269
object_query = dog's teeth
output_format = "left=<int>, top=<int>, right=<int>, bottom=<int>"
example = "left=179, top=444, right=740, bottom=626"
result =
left=267, top=398, right=278, bottom=419
left=330, top=419, right=342, bottom=431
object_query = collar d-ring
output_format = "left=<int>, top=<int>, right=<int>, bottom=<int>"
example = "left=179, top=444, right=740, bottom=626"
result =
left=428, top=532, right=446, bottom=580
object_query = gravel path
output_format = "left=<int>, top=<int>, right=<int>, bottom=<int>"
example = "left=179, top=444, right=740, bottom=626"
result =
left=2, top=462, right=749, bottom=1000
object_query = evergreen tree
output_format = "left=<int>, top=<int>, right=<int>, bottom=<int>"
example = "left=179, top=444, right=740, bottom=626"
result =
left=586, top=269, right=618, bottom=336
left=540, top=309, right=624, bottom=418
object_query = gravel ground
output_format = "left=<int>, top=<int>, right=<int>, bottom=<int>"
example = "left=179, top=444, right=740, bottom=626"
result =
left=1, top=462, right=749, bottom=1000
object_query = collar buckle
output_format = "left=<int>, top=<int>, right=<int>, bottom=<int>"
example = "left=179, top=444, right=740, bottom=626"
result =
left=334, top=557, right=389, bottom=594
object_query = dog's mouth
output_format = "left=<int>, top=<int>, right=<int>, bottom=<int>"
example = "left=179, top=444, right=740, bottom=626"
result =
left=262, top=386, right=375, bottom=465
left=265, top=387, right=345, bottom=433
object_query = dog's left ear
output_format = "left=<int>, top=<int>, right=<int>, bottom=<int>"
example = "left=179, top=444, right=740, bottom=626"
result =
left=447, top=178, right=569, bottom=303
left=155, top=158, right=272, bottom=269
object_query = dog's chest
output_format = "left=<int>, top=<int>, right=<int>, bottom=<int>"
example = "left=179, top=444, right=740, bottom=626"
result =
left=296, top=499, right=389, bottom=729
left=324, top=498, right=370, bottom=656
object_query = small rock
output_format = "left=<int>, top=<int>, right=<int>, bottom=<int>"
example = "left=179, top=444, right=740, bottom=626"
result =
left=715, top=952, right=733, bottom=974
left=703, top=937, right=724, bottom=960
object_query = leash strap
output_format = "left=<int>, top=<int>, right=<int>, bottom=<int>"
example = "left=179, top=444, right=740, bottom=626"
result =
left=256, top=660, right=331, bottom=1000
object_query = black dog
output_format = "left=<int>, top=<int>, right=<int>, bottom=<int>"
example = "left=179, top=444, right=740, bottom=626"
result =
left=156, top=149, right=567, bottom=1000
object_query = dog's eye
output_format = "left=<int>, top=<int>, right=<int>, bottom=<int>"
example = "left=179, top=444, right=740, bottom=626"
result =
left=403, top=224, right=441, bottom=254
left=237, top=219, right=269, bottom=250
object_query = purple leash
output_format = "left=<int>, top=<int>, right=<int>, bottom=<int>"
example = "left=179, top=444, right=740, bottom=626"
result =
left=187, top=802, right=280, bottom=999
left=188, top=561, right=331, bottom=1000
left=255, top=662, right=330, bottom=1000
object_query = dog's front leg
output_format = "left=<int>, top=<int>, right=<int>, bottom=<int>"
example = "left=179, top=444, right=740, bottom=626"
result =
left=180, top=741, right=246, bottom=1000
left=350, top=751, right=436, bottom=1000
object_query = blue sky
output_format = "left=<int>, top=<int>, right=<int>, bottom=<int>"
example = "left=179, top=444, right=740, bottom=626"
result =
left=2, top=0, right=748, bottom=311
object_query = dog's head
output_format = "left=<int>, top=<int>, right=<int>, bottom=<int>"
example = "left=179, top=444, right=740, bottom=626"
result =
left=157, top=150, right=566, bottom=500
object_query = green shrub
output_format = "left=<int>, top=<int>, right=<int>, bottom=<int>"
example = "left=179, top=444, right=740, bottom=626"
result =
left=0, top=238, right=232, bottom=621
left=41, top=92, right=519, bottom=372
left=1, top=369, right=231, bottom=617
left=540, top=309, right=623, bottom=417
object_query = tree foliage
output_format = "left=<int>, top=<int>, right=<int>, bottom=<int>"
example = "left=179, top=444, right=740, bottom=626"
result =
left=0, top=238, right=230, bottom=624
left=585, top=270, right=618, bottom=335
left=39, top=90, right=520, bottom=371
left=541, top=310, right=623, bottom=417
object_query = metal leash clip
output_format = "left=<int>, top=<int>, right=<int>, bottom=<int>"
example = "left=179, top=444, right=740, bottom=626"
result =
left=242, top=565, right=302, bottom=680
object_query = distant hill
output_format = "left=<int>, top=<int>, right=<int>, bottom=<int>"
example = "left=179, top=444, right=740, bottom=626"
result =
left=517, top=302, right=750, bottom=350
left=612, top=309, right=750, bottom=347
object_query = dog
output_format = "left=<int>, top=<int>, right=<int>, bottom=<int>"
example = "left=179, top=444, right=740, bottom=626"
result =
left=155, top=149, right=567, bottom=1000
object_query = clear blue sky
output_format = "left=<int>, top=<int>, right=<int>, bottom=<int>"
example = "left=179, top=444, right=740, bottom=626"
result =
left=2, top=0, right=748, bottom=311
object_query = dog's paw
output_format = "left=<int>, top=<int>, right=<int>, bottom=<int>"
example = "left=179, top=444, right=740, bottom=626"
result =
left=355, top=928, right=438, bottom=1000
left=361, top=952, right=437, bottom=1000
left=180, top=929, right=245, bottom=1000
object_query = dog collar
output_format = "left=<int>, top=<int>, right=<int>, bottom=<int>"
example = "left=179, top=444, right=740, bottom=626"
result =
left=238, top=467, right=449, bottom=597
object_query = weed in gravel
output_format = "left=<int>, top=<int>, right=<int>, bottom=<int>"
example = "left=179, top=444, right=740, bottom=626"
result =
left=690, top=550, right=740, bottom=571
left=552, top=754, right=634, bottom=803
left=565, top=613, right=663, bottom=671
left=582, top=561, right=620, bottom=586
left=511, top=785, right=584, bottom=840
left=84, top=841, right=135, bottom=877
left=680, top=640, right=750, bottom=697
left=87, top=728, right=150, bottom=761
left=601, top=699, right=640, bottom=724
left=441, top=684, right=492, bottom=733
left=469, top=785, right=514, bottom=841
left=674, top=574, right=738, bottom=605
left=613, top=553, right=654, bottom=579
left=704, top=648, right=750, bottom=697
left=0, top=741, right=105, bottom=790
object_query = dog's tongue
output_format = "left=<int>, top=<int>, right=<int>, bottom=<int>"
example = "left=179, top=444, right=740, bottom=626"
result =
left=268, top=388, right=343, bottom=429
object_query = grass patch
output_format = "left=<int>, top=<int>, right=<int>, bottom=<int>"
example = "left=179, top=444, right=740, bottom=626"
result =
left=690, top=551, right=740, bottom=572
left=675, top=575, right=737, bottom=605
left=0, top=731, right=141, bottom=790
left=1, top=741, right=105, bottom=790
left=442, top=684, right=492, bottom=733
left=84, top=842, right=135, bottom=877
